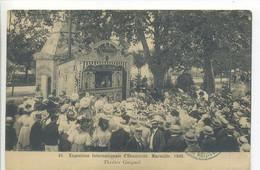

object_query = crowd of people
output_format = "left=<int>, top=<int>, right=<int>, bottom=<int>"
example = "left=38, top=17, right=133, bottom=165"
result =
left=6, top=87, right=251, bottom=152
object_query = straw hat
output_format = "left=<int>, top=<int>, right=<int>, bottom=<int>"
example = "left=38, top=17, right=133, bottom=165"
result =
left=98, top=113, right=110, bottom=121
left=95, top=100, right=104, bottom=110
left=203, top=126, right=214, bottom=135
left=61, top=104, right=70, bottom=113
left=240, top=143, right=250, bottom=152
left=234, top=111, right=244, bottom=119
left=135, top=126, right=143, bottom=132
left=80, top=97, right=91, bottom=108
left=70, top=93, right=79, bottom=101
left=237, top=136, right=248, bottom=145
left=227, top=125, right=235, bottom=132
left=103, top=103, right=114, bottom=114
left=6, top=117, right=13, bottom=124
left=151, top=119, right=159, bottom=125
left=169, top=125, right=182, bottom=134
left=183, top=132, right=197, bottom=142
left=23, top=100, right=35, bottom=113
left=126, top=103, right=134, bottom=111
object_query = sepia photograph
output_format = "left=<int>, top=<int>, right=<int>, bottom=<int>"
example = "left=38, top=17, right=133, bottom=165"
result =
left=2, top=7, right=256, bottom=170
left=5, top=10, right=251, bottom=153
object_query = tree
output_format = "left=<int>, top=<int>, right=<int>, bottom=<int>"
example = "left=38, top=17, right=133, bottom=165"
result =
left=7, top=60, right=24, bottom=97
left=132, top=50, right=146, bottom=77
left=7, top=10, right=60, bottom=84
left=169, top=11, right=251, bottom=94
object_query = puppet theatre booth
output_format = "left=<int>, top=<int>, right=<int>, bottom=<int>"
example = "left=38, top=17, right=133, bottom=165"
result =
left=34, top=21, right=133, bottom=101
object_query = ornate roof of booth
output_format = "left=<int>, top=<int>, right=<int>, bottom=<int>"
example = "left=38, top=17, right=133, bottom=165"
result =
left=74, top=40, right=132, bottom=63
left=33, top=22, right=132, bottom=64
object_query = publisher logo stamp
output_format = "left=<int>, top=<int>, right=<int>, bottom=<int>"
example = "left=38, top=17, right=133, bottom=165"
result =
left=185, top=152, right=221, bottom=160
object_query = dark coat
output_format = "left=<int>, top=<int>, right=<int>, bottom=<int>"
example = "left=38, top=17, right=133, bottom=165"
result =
left=110, top=128, right=130, bottom=152
left=6, top=125, right=17, bottom=150
left=30, top=121, right=43, bottom=150
left=42, top=122, right=59, bottom=146
left=201, top=136, right=217, bottom=152
left=166, top=135, right=187, bottom=152
left=164, top=129, right=172, bottom=144
left=218, top=135, right=239, bottom=152
left=150, top=128, right=166, bottom=152
left=124, top=137, right=145, bottom=152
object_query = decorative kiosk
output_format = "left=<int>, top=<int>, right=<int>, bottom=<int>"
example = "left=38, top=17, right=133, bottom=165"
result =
left=34, top=22, right=133, bottom=101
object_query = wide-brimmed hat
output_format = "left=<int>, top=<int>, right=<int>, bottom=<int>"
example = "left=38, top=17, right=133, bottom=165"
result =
left=183, top=132, right=197, bottom=142
left=169, top=125, right=182, bottom=134
left=113, top=102, right=121, bottom=108
left=6, top=117, right=13, bottom=124
left=203, top=126, right=214, bottom=135
left=239, top=117, right=251, bottom=129
left=232, top=102, right=240, bottom=110
left=237, top=136, right=248, bottom=146
left=135, top=126, right=143, bottom=132
left=151, top=119, right=159, bottom=125
left=23, top=100, right=35, bottom=113
left=80, top=97, right=91, bottom=108
left=66, top=106, right=77, bottom=119
left=95, top=100, right=104, bottom=110
left=98, top=113, right=110, bottom=121
left=70, top=93, right=79, bottom=101
left=126, top=103, right=134, bottom=111
left=227, top=124, right=235, bottom=132
left=220, top=118, right=229, bottom=126
left=240, top=143, right=250, bottom=152
left=103, top=103, right=114, bottom=114
left=234, top=111, right=244, bottom=119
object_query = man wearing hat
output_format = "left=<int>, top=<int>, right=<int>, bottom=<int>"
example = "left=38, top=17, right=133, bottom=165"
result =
left=42, top=115, right=59, bottom=152
left=110, top=119, right=130, bottom=152
left=200, top=126, right=217, bottom=152
left=6, top=117, right=17, bottom=150
left=184, top=132, right=201, bottom=152
left=149, top=119, right=165, bottom=152
left=124, top=126, right=145, bottom=152
left=217, top=125, right=239, bottom=152
left=30, top=114, right=43, bottom=151
left=166, top=125, right=187, bottom=152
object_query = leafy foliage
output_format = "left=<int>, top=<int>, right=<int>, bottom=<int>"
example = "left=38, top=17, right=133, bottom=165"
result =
left=176, top=73, right=195, bottom=93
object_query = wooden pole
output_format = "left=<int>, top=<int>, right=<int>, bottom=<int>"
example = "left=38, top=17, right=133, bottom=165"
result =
left=68, top=10, right=72, bottom=58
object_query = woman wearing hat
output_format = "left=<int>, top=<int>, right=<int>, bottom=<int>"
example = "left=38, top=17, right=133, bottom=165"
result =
left=67, top=119, right=92, bottom=152
left=92, top=115, right=111, bottom=152
left=78, top=97, right=92, bottom=119
left=16, top=116, right=32, bottom=151
left=58, top=106, right=79, bottom=151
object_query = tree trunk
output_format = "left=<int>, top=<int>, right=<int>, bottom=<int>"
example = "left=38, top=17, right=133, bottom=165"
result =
left=204, top=55, right=215, bottom=95
left=25, top=66, right=29, bottom=84
left=11, top=78, right=14, bottom=97
left=228, top=69, right=232, bottom=91
left=138, top=68, right=141, bottom=77
left=152, top=70, right=165, bottom=90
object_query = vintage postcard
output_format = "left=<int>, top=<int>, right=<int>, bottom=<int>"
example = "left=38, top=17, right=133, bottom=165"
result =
left=3, top=8, right=253, bottom=170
